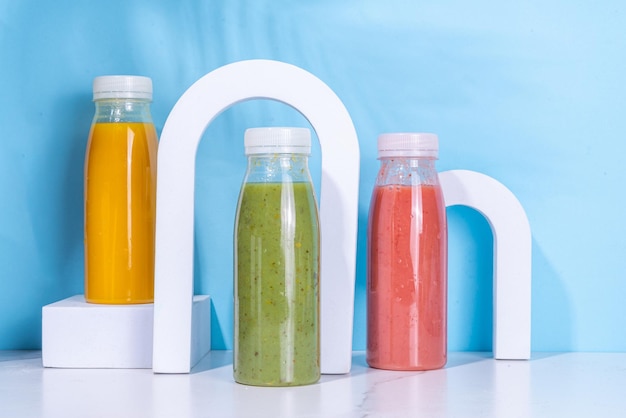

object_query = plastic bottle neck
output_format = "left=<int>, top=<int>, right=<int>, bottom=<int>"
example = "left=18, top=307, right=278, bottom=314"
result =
left=93, top=99, right=153, bottom=123
left=376, top=156, right=440, bottom=186
left=245, top=154, right=312, bottom=183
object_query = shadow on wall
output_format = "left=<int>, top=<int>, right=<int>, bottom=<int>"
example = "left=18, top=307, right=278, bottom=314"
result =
left=446, top=205, right=494, bottom=351
left=447, top=209, right=573, bottom=353
left=530, top=240, right=573, bottom=351
left=446, top=207, right=574, bottom=353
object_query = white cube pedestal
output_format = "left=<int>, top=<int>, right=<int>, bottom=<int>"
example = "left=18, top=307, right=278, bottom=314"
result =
left=42, top=295, right=210, bottom=369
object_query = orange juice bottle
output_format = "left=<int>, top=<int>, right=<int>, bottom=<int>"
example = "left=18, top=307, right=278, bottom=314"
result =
left=84, top=76, right=158, bottom=304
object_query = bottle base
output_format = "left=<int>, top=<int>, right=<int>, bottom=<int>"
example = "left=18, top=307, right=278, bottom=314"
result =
left=366, top=357, right=447, bottom=371
left=234, top=374, right=320, bottom=387
left=84, top=298, right=154, bottom=305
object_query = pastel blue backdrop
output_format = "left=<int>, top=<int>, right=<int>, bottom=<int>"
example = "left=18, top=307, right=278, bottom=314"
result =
left=1, top=0, right=624, bottom=352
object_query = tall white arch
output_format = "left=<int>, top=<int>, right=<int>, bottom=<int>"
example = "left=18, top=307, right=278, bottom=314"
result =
left=440, top=169, right=531, bottom=359
left=152, top=60, right=360, bottom=373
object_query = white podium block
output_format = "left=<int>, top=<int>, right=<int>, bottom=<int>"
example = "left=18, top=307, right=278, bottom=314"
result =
left=42, top=295, right=210, bottom=369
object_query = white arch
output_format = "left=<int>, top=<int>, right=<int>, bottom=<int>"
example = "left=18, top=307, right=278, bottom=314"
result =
left=440, top=169, right=531, bottom=359
left=152, top=60, right=360, bottom=373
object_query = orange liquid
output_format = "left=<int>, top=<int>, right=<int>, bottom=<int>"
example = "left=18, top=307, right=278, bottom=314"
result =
left=367, top=184, right=447, bottom=370
left=84, top=122, right=157, bottom=304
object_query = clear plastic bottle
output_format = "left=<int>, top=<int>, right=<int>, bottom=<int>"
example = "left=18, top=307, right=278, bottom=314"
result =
left=366, top=133, right=447, bottom=370
left=84, top=76, right=158, bottom=304
left=234, top=127, right=320, bottom=386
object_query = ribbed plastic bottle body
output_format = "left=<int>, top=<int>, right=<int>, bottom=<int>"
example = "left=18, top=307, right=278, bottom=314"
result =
left=367, top=153, right=448, bottom=370
left=234, top=153, right=320, bottom=386
left=84, top=97, right=157, bottom=304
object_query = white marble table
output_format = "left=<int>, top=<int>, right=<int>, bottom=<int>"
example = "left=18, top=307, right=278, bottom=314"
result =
left=1, top=351, right=625, bottom=417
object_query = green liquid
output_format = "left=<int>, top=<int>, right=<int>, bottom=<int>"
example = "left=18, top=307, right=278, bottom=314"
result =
left=234, top=182, right=320, bottom=386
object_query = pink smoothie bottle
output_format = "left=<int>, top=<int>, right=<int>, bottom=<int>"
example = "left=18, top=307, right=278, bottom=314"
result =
left=366, top=133, right=448, bottom=371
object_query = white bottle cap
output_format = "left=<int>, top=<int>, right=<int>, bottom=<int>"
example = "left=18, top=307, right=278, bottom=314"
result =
left=93, top=75, right=153, bottom=101
left=244, top=127, right=311, bottom=155
left=377, top=132, right=438, bottom=158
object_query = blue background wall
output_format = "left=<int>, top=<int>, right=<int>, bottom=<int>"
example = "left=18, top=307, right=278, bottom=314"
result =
left=1, top=0, right=624, bottom=352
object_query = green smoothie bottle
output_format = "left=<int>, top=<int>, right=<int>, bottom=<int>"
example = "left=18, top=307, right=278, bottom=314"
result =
left=234, top=127, right=321, bottom=386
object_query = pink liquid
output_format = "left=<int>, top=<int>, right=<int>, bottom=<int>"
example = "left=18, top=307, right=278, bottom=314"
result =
left=367, top=184, right=447, bottom=370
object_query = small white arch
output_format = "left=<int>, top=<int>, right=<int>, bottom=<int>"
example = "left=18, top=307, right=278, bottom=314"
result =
left=152, top=60, right=360, bottom=373
left=440, top=169, right=531, bottom=359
